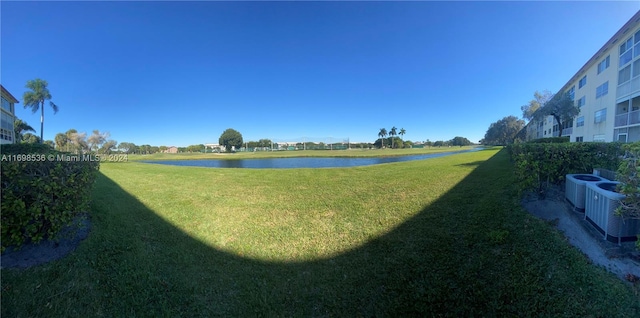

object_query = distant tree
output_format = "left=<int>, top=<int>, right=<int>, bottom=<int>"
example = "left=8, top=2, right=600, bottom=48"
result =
left=521, top=90, right=553, bottom=122
left=159, top=146, right=168, bottom=153
left=186, top=144, right=205, bottom=152
left=378, top=128, right=387, bottom=148
left=389, top=136, right=402, bottom=148
left=433, top=140, right=444, bottom=147
left=399, top=128, right=406, bottom=147
left=450, top=136, right=472, bottom=147
left=389, top=126, right=398, bottom=148
left=219, top=128, right=243, bottom=152
left=63, top=129, right=81, bottom=153
left=404, top=141, right=412, bottom=148
left=66, top=129, right=88, bottom=154
left=13, top=119, right=35, bottom=142
left=483, top=116, right=525, bottom=145
left=54, top=132, right=67, bottom=151
left=118, top=142, right=136, bottom=154
left=99, top=140, right=118, bottom=154
left=537, top=91, right=579, bottom=137
left=258, top=139, right=272, bottom=148
left=424, top=139, right=432, bottom=148
left=43, top=140, right=55, bottom=148
left=21, top=132, right=41, bottom=144
left=22, top=78, right=59, bottom=143
left=88, top=130, right=109, bottom=152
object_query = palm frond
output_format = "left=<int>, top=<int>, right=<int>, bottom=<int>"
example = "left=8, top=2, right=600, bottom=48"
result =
left=22, top=91, right=41, bottom=113
left=50, top=101, right=59, bottom=114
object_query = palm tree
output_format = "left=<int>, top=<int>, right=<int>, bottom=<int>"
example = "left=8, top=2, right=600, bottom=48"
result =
left=389, top=126, right=397, bottom=149
left=378, top=128, right=387, bottom=148
left=23, top=79, right=59, bottom=143
left=399, top=128, right=406, bottom=148
left=54, top=132, right=67, bottom=151
left=13, top=119, right=36, bottom=142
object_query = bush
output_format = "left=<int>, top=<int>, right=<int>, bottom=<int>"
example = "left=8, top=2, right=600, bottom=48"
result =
left=1, top=144, right=99, bottom=251
left=508, top=142, right=622, bottom=197
left=527, top=137, right=570, bottom=144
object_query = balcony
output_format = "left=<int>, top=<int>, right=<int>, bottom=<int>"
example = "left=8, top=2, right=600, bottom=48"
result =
left=617, top=76, right=640, bottom=99
left=562, top=127, right=573, bottom=136
left=615, top=110, right=640, bottom=127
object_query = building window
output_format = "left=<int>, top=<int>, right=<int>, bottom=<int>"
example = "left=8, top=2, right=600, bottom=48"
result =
left=568, top=86, right=575, bottom=100
left=620, top=36, right=634, bottom=67
left=0, top=128, right=12, bottom=141
left=618, top=134, right=628, bottom=142
left=1, top=96, right=11, bottom=113
left=593, top=134, right=606, bottom=142
left=620, top=65, right=632, bottom=84
left=576, top=136, right=583, bottom=142
left=0, top=113, right=13, bottom=142
left=576, top=116, right=585, bottom=127
left=579, top=75, right=587, bottom=88
left=636, top=29, right=640, bottom=58
left=619, top=31, right=640, bottom=86
left=594, top=108, right=607, bottom=124
left=595, top=81, right=608, bottom=99
left=577, top=96, right=586, bottom=107
left=597, top=55, right=610, bottom=74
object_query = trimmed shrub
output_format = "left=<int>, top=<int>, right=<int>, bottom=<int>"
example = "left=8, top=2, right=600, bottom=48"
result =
left=615, top=142, right=640, bottom=249
left=527, top=137, right=570, bottom=144
left=1, top=144, right=99, bottom=251
left=508, top=142, right=622, bottom=197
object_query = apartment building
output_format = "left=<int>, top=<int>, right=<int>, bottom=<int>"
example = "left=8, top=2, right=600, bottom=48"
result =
left=1, top=85, right=18, bottom=144
left=527, top=11, right=640, bottom=143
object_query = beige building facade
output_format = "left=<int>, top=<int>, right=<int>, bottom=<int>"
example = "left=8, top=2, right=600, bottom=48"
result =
left=527, top=11, right=640, bottom=143
left=1, top=85, right=18, bottom=145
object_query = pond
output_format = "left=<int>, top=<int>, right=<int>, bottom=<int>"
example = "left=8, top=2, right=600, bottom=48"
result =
left=142, top=148, right=483, bottom=169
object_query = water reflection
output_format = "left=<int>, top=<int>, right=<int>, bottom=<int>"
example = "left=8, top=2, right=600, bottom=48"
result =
left=143, top=148, right=482, bottom=169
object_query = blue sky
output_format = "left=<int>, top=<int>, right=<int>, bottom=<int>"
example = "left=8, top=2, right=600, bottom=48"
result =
left=1, top=1, right=639, bottom=146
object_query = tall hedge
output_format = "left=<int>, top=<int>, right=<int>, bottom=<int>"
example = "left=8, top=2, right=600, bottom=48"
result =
left=507, top=142, right=622, bottom=197
left=1, top=144, right=99, bottom=251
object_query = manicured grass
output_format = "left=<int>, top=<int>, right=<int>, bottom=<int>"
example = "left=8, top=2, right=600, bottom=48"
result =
left=127, top=146, right=478, bottom=161
left=2, top=148, right=639, bottom=316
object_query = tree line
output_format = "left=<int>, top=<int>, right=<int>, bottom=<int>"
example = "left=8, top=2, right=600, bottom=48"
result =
left=483, top=90, right=579, bottom=145
left=14, top=78, right=474, bottom=153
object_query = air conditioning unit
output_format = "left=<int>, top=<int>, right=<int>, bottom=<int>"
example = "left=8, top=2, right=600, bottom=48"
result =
left=585, top=181, right=640, bottom=244
left=565, top=174, right=604, bottom=211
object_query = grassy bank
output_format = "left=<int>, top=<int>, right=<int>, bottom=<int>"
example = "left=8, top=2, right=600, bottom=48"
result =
left=2, top=148, right=638, bottom=316
left=126, top=145, right=478, bottom=161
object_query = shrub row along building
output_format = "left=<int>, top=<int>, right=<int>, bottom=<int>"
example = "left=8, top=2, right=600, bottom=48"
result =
left=526, top=11, right=640, bottom=143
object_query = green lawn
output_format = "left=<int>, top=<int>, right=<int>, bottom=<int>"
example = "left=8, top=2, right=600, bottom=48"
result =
left=2, top=148, right=639, bottom=316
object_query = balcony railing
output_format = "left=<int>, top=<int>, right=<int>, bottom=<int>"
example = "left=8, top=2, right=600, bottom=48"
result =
left=562, top=127, right=573, bottom=136
left=615, top=110, right=640, bottom=127
left=617, top=76, right=640, bottom=99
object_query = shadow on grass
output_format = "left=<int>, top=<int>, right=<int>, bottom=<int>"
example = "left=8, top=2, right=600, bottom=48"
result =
left=454, top=160, right=485, bottom=167
left=2, top=149, right=638, bottom=316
